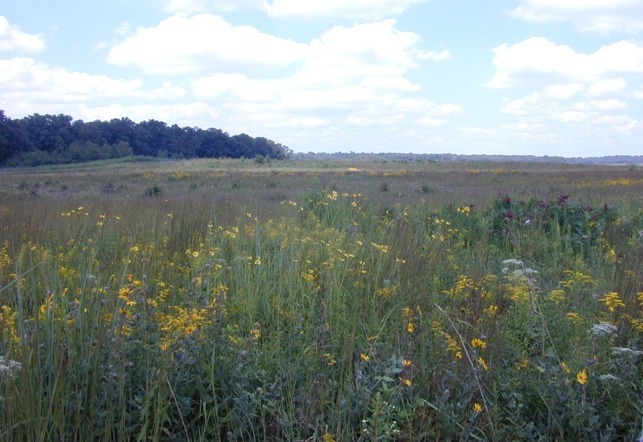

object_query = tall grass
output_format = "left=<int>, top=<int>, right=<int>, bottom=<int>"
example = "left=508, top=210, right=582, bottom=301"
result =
left=0, top=165, right=641, bottom=441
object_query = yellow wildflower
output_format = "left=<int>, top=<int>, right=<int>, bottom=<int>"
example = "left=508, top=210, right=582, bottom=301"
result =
left=324, top=353, right=337, bottom=366
left=322, top=433, right=336, bottom=442
left=548, top=289, right=566, bottom=304
left=515, top=358, right=529, bottom=370
left=250, top=328, right=261, bottom=341
left=477, top=356, right=489, bottom=371
left=471, top=338, right=487, bottom=349
left=576, top=369, right=588, bottom=385
left=600, top=292, right=625, bottom=312
left=400, top=377, right=412, bottom=387
left=118, top=287, right=131, bottom=300
left=360, top=353, right=370, bottom=362
left=473, top=403, right=483, bottom=413
left=406, top=322, right=416, bottom=333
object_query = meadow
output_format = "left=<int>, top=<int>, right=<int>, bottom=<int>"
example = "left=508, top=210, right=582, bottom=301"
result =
left=0, top=157, right=641, bottom=441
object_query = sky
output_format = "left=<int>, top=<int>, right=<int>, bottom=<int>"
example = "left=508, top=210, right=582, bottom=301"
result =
left=1, top=1, right=643, bottom=157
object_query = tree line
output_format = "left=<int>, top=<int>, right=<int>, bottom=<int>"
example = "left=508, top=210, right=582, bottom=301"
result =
left=0, top=110, right=291, bottom=167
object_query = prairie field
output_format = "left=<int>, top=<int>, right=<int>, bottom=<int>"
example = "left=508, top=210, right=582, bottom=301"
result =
left=0, top=158, right=641, bottom=441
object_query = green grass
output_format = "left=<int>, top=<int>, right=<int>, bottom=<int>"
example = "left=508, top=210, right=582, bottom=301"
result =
left=0, top=159, right=641, bottom=441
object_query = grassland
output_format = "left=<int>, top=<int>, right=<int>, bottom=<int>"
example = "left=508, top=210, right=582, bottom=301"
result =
left=0, top=158, right=641, bottom=441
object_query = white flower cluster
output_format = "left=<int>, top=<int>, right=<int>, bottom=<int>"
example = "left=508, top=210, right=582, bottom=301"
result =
left=501, top=259, right=538, bottom=279
left=0, top=355, right=22, bottom=380
left=612, top=347, right=643, bottom=357
left=501, top=259, right=523, bottom=273
left=588, top=322, right=618, bottom=338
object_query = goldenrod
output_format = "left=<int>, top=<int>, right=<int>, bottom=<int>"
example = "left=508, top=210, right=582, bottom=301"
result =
left=576, top=369, right=588, bottom=385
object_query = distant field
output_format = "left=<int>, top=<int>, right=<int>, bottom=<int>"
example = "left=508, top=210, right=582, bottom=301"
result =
left=1, top=157, right=641, bottom=207
left=0, top=158, right=641, bottom=441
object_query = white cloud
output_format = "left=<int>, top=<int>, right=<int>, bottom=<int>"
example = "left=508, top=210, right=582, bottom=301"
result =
left=416, top=116, right=447, bottom=126
left=150, top=81, right=187, bottom=100
left=586, top=78, right=626, bottom=97
left=264, top=0, right=426, bottom=20
left=191, top=18, right=456, bottom=129
left=107, top=14, right=308, bottom=74
left=499, top=122, right=559, bottom=142
left=502, top=92, right=563, bottom=117
left=115, top=22, right=134, bottom=36
left=421, top=49, right=452, bottom=62
left=543, top=83, right=584, bottom=99
left=164, top=0, right=263, bottom=14
left=269, top=116, right=328, bottom=128
left=509, top=0, right=643, bottom=34
left=487, top=37, right=643, bottom=88
left=347, top=114, right=405, bottom=126
left=361, top=76, right=419, bottom=91
left=487, top=36, right=643, bottom=147
left=573, top=98, right=627, bottom=112
left=291, top=20, right=445, bottom=91
left=164, top=0, right=209, bottom=14
left=558, top=110, right=589, bottom=123
left=593, top=114, right=633, bottom=125
left=79, top=103, right=221, bottom=127
left=193, top=73, right=280, bottom=102
left=0, top=16, right=45, bottom=53
left=458, top=126, right=497, bottom=136
left=0, top=58, right=142, bottom=105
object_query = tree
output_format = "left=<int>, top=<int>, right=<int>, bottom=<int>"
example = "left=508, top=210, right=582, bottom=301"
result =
left=0, top=110, right=291, bottom=165
left=20, top=113, right=75, bottom=152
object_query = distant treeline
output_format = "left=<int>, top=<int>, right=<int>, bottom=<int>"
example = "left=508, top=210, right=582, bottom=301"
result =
left=292, top=151, right=643, bottom=165
left=0, top=110, right=291, bottom=167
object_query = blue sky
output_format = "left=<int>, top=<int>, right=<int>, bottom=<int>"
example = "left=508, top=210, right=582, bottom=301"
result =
left=1, top=0, right=643, bottom=157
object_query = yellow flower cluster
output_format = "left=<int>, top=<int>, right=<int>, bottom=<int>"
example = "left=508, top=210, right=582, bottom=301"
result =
left=0, top=305, right=20, bottom=346
left=431, top=321, right=463, bottom=360
left=599, top=292, right=625, bottom=312
left=561, top=270, right=595, bottom=289
left=446, top=275, right=476, bottom=298
left=576, top=369, right=588, bottom=385
left=548, top=289, right=566, bottom=304
left=471, top=338, right=487, bottom=349
left=157, top=307, right=212, bottom=351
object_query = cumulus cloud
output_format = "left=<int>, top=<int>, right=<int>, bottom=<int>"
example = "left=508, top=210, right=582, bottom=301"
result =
left=164, top=0, right=263, bottom=14
left=416, top=116, right=447, bottom=126
left=486, top=37, right=643, bottom=88
left=294, top=20, right=448, bottom=88
left=0, top=57, right=142, bottom=101
left=509, top=0, right=643, bottom=34
left=78, top=102, right=221, bottom=127
left=107, top=14, right=308, bottom=74
left=586, top=78, right=626, bottom=97
left=0, top=16, right=45, bottom=53
left=543, top=83, right=584, bottom=99
left=503, top=92, right=629, bottom=120
left=0, top=57, right=146, bottom=118
left=150, top=81, right=187, bottom=100
left=191, top=19, right=456, bottom=126
left=264, top=0, right=426, bottom=20
left=487, top=37, right=642, bottom=144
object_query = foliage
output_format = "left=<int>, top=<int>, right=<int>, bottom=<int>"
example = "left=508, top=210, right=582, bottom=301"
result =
left=0, top=110, right=292, bottom=166
left=0, top=169, right=641, bottom=440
